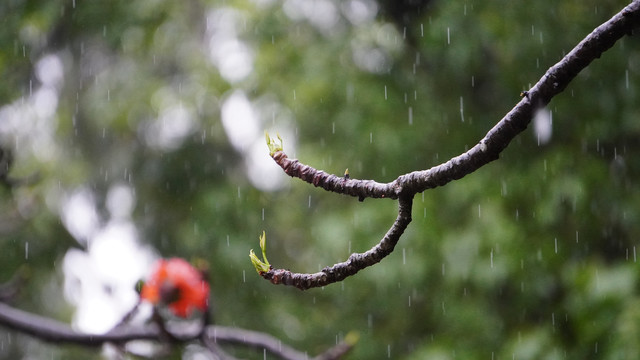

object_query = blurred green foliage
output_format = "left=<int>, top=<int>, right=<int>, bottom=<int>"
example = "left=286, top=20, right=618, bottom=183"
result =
left=1, top=0, right=639, bottom=359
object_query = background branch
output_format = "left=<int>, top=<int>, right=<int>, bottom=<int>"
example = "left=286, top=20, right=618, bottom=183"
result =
left=0, top=302, right=349, bottom=359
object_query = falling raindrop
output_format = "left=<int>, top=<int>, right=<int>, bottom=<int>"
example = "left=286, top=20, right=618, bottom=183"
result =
left=227, top=235, right=230, bottom=246
left=554, top=238, right=558, bottom=253
left=625, top=69, right=629, bottom=90
left=447, top=27, right=450, bottom=44
left=261, top=208, right=265, bottom=221
left=25, top=242, right=28, bottom=259
left=459, top=97, right=464, bottom=122
left=308, top=195, right=312, bottom=208
left=408, top=107, right=413, bottom=125
left=420, top=23, right=424, bottom=37
left=242, top=270, right=246, bottom=283
left=402, top=248, right=406, bottom=264
left=384, top=85, right=387, bottom=100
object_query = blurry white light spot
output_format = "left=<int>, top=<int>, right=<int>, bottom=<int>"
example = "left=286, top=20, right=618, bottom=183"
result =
left=61, top=188, right=100, bottom=246
left=221, top=91, right=260, bottom=151
left=33, top=87, right=59, bottom=118
left=342, top=0, right=378, bottom=25
left=35, top=55, right=64, bottom=88
left=211, top=39, right=253, bottom=83
left=145, top=106, right=195, bottom=150
left=63, top=221, right=156, bottom=333
left=106, top=183, right=135, bottom=219
left=284, top=0, right=341, bottom=34
left=533, top=108, right=552, bottom=145
left=352, top=46, right=387, bottom=73
left=206, top=8, right=254, bottom=83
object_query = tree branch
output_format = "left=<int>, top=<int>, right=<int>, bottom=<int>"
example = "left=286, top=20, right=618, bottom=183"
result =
left=260, top=1, right=640, bottom=289
left=270, top=151, right=399, bottom=200
left=259, top=195, right=412, bottom=290
left=0, top=302, right=350, bottom=359
left=395, top=0, right=640, bottom=195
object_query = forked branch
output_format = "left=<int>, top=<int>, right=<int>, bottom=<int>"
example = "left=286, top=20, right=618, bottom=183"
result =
left=255, top=0, right=640, bottom=290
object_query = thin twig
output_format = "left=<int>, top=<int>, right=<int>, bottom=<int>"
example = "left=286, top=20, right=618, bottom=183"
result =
left=260, top=196, right=412, bottom=290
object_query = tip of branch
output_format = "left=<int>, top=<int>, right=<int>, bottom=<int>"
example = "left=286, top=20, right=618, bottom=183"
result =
left=265, top=131, right=283, bottom=157
left=249, top=231, right=271, bottom=274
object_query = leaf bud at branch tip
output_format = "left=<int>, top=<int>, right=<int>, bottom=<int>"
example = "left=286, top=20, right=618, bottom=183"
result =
left=265, top=131, right=283, bottom=156
left=249, top=231, right=271, bottom=274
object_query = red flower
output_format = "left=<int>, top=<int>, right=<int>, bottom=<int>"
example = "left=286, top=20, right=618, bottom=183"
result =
left=140, top=258, right=209, bottom=318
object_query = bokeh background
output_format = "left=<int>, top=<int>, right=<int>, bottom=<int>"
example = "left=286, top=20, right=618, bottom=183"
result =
left=1, top=0, right=639, bottom=358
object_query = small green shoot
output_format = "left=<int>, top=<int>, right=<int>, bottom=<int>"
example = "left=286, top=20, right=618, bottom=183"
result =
left=249, top=231, right=271, bottom=274
left=265, top=131, right=283, bottom=156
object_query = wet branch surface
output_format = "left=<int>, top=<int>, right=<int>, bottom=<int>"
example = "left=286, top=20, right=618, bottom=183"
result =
left=259, top=1, right=640, bottom=290
left=0, top=302, right=352, bottom=360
